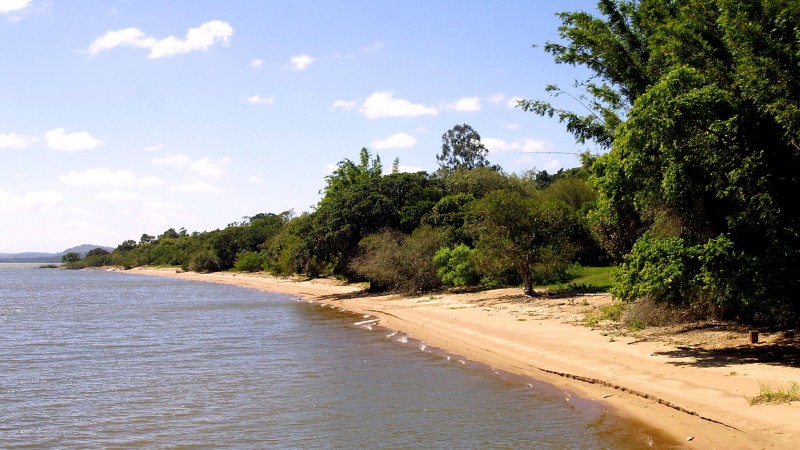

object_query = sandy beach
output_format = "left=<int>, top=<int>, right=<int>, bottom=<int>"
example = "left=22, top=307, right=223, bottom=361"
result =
left=127, top=267, right=799, bottom=449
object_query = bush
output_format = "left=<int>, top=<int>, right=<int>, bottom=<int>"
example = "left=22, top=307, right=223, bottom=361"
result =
left=234, top=251, right=265, bottom=272
left=350, top=226, right=448, bottom=293
left=433, top=244, right=480, bottom=288
left=184, top=249, right=222, bottom=273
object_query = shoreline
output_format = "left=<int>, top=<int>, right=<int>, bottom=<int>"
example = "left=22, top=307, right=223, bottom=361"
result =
left=125, top=267, right=799, bottom=449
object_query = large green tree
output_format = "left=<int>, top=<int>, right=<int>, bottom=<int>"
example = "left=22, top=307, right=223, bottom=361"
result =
left=527, top=0, right=800, bottom=321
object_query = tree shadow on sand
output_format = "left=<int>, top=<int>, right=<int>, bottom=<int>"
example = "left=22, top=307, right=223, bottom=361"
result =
left=653, top=334, right=800, bottom=369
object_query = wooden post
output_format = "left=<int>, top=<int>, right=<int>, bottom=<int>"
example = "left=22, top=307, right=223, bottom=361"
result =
left=749, top=331, right=759, bottom=344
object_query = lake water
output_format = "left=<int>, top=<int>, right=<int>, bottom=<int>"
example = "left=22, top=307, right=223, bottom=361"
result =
left=0, top=264, right=673, bottom=448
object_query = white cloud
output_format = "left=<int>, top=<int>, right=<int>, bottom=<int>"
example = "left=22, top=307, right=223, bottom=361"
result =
left=394, top=165, right=423, bottom=174
left=0, top=188, right=63, bottom=213
left=250, top=58, right=264, bottom=68
left=447, top=97, right=481, bottom=112
left=86, top=28, right=156, bottom=56
left=189, top=157, right=231, bottom=177
left=0, top=0, right=31, bottom=14
left=242, top=94, right=275, bottom=105
left=60, top=168, right=138, bottom=187
left=172, top=180, right=220, bottom=193
left=483, top=137, right=548, bottom=153
left=507, top=96, right=524, bottom=109
left=0, top=132, right=38, bottom=148
left=96, top=190, right=141, bottom=201
left=360, top=92, right=438, bottom=119
left=142, top=143, right=164, bottom=152
left=331, top=99, right=357, bottom=111
left=362, top=40, right=385, bottom=53
left=517, top=138, right=548, bottom=152
left=371, top=132, right=417, bottom=150
left=86, top=20, right=233, bottom=59
left=288, top=53, right=315, bottom=71
left=323, top=163, right=337, bottom=174
left=486, top=94, right=506, bottom=105
left=45, top=128, right=101, bottom=152
left=151, top=153, right=191, bottom=168
left=505, top=123, right=522, bottom=130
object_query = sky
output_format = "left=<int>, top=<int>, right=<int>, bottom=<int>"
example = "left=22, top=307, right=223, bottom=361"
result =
left=0, top=0, right=603, bottom=253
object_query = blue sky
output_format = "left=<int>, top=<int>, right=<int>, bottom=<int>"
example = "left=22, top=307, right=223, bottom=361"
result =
left=1, top=0, right=601, bottom=253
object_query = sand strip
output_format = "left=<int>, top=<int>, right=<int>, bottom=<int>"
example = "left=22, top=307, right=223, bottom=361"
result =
left=125, top=268, right=799, bottom=449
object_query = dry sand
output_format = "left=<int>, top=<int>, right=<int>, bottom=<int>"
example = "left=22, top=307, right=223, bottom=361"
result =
left=127, top=267, right=799, bottom=449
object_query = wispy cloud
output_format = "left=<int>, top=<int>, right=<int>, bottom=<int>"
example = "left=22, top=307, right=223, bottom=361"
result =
left=446, top=97, right=481, bottom=112
left=0, top=132, right=39, bottom=149
left=151, top=153, right=191, bottom=168
left=0, top=188, right=62, bottom=213
left=483, top=137, right=548, bottom=153
left=172, top=180, right=220, bottom=193
left=331, top=99, right=358, bottom=111
left=242, top=94, right=275, bottom=105
left=86, top=20, right=233, bottom=59
left=0, top=0, right=31, bottom=14
left=45, top=128, right=101, bottom=152
left=361, top=40, right=385, bottom=53
left=371, top=132, right=417, bottom=150
left=60, top=168, right=138, bottom=187
left=189, top=157, right=231, bottom=177
left=250, top=58, right=263, bottom=68
left=360, top=92, right=438, bottom=119
left=288, top=53, right=315, bottom=71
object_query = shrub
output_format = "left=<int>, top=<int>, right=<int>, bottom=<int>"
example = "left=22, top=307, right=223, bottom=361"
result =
left=350, top=226, right=448, bottom=293
left=433, top=244, right=480, bottom=288
left=234, top=251, right=265, bottom=272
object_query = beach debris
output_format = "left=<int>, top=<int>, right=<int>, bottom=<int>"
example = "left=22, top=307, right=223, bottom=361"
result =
left=602, top=394, right=613, bottom=399
left=686, top=436, right=694, bottom=441
left=387, top=331, right=398, bottom=338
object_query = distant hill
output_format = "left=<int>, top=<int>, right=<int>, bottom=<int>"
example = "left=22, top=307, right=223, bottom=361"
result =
left=0, top=244, right=114, bottom=263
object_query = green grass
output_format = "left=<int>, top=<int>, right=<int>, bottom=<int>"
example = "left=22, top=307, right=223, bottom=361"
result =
left=747, top=382, right=800, bottom=405
left=540, top=266, right=614, bottom=294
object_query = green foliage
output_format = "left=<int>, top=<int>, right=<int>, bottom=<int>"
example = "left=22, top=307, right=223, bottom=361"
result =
left=533, top=0, right=800, bottom=324
left=469, top=189, right=578, bottom=296
left=437, top=124, right=498, bottom=176
left=584, top=301, right=626, bottom=328
left=184, top=249, right=222, bottom=273
left=747, top=382, right=800, bottom=406
left=234, top=251, right=266, bottom=272
left=350, top=226, right=448, bottom=293
left=61, top=252, right=81, bottom=264
left=433, top=244, right=480, bottom=288
left=611, top=235, right=698, bottom=306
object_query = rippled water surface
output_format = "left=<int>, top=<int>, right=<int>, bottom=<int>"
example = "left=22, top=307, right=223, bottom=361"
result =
left=0, top=264, right=671, bottom=448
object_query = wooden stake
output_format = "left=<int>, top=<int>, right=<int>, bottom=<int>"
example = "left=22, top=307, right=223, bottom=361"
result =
left=749, top=331, right=759, bottom=344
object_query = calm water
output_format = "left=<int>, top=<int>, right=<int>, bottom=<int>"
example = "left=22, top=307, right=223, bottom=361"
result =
left=0, top=264, right=673, bottom=448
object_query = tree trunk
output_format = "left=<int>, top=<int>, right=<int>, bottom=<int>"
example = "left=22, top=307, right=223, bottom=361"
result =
left=518, top=261, right=538, bottom=297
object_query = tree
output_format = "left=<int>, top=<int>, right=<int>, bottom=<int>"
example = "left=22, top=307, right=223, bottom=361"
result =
left=85, top=248, right=109, bottom=257
left=437, top=124, right=497, bottom=175
left=468, top=189, right=576, bottom=296
left=61, top=252, right=81, bottom=263
left=528, top=0, right=800, bottom=322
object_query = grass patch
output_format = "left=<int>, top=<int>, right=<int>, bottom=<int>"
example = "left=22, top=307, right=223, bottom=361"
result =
left=541, top=266, right=614, bottom=294
left=747, top=381, right=800, bottom=405
left=584, top=301, right=626, bottom=327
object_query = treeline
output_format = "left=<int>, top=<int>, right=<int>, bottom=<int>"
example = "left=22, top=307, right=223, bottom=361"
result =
left=77, top=126, right=607, bottom=298
left=77, top=0, right=800, bottom=326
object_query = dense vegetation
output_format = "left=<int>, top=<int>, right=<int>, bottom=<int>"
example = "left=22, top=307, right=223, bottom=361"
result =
left=71, top=0, right=800, bottom=326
